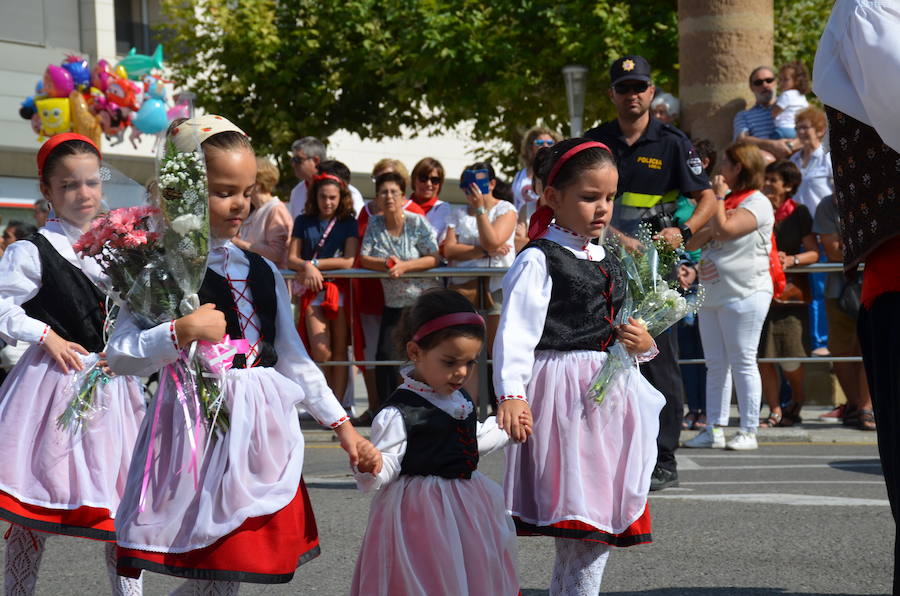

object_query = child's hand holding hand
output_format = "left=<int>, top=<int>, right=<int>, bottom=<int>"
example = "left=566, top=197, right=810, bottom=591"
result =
left=498, top=399, right=533, bottom=443
left=516, top=409, right=533, bottom=442
left=355, top=439, right=383, bottom=475
left=617, top=317, right=654, bottom=356
left=174, top=303, right=226, bottom=347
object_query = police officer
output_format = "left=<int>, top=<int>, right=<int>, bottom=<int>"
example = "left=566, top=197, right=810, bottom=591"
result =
left=586, top=55, right=716, bottom=491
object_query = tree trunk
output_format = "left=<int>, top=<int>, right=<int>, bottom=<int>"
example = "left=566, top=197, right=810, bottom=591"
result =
left=678, top=0, right=774, bottom=153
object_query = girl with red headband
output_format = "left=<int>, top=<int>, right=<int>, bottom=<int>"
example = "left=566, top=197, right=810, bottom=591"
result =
left=0, top=133, right=146, bottom=594
left=105, top=115, right=380, bottom=593
left=494, top=138, right=666, bottom=592
left=287, top=172, right=359, bottom=401
left=351, top=289, right=530, bottom=595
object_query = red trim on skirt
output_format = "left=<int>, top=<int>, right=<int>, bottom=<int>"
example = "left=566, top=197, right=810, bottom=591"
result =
left=0, top=489, right=116, bottom=542
left=117, top=480, right=320, bottom=584
left=514, top=502, right=652, bottom=547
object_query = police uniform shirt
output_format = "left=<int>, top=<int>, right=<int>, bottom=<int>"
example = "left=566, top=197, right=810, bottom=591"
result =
left=585, top=117, right=710, bottom=237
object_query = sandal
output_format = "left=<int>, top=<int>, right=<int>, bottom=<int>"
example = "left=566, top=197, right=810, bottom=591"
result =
left=844, top=406, right=877, bottom=431
left=759, top=410, right=783, bottom=428
left=777, top=401, right=803, bottom=427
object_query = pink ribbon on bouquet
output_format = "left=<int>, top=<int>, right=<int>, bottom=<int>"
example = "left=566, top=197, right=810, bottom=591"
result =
left=137, top=336, right=250, bottom=513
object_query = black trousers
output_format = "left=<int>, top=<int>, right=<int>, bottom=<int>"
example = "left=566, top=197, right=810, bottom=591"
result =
left=375, top=306, right=404, bottom=407
left=858, top=292, right=900, bottom=590
left=640, top=328, right=685, bottom=473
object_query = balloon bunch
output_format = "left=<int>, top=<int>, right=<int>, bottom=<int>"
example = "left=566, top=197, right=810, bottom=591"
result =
left=18, top=46, right=192, bottom=149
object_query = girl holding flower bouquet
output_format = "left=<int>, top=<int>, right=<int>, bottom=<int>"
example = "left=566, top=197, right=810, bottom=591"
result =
left=106, top=115, right=380, bottom=594
left=494, top=139, right=666, bottom=593
left=0, top=133, right=146, bottom=595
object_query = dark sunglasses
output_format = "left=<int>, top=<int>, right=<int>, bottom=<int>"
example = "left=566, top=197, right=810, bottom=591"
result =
left=613, top=81, right=649, bottom=95
left=752, top=76, right=776, bottom=87
left=533, top=139, right=555, bottom=147
left=291, top=155, right=313, bottom=165
left=418, top=174, right=441, bottom=185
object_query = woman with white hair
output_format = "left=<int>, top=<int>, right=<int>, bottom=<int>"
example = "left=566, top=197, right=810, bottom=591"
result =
left=651, top=92, right=680, bottom=125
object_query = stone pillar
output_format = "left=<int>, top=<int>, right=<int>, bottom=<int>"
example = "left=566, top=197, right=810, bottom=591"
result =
left=678, top=0, right=773, bottom=152
left=79, top=0, right=118, bottom=63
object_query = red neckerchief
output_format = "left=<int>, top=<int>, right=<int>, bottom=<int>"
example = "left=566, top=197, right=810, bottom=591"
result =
left=723, top=189, right=755, bottom=211
left=411, top=193, right=439, bottom=215
left=774, top=197, right=797, bottom=223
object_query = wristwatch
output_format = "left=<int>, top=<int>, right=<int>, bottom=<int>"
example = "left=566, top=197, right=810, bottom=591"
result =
left=793, top=255, right=800, bottom=266
left=678, top=224, right=693, bottom=244
left=311, top=258, right=319, bottom=268
left=474, top=206, right=487, bottom=216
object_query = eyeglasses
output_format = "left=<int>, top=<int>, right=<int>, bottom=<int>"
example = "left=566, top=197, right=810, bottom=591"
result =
left=533, top=139, right=555, bottom=147
left=377, top=189, right=403, bottom=197
left=418, top=174, right=441, bottom=185
left=752, top=76, right=776, bottom=87
left=291, top=155, right=313, bottom=165
left=613, top=81, right=649, bottom=95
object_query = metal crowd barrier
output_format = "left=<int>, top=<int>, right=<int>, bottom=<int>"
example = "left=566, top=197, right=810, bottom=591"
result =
left=282, top=262, right=861, bottom=418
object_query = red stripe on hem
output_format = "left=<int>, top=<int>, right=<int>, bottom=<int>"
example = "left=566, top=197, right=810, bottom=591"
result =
left=513, top=503, right=652, bottom=547
left=0, top=489, right=116, bottom=542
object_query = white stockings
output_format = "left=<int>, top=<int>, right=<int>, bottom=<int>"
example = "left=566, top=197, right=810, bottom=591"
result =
left=549, top=537, right=611, bottom=596
left=169, top=580, right=239, bottom=596
left=3, top=525, right=142, bottom=596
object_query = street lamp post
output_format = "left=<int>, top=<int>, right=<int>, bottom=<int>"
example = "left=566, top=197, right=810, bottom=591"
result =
left=562, top=65, right=588, bottom=137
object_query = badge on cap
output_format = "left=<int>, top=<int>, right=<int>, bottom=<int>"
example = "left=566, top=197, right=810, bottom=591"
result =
left=622, top=59, right=635, bottom=72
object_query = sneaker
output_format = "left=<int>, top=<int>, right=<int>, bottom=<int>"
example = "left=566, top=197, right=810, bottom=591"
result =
left=649, top=466, right=679, bottom=491
left=725, top=430, right=758, bottom=451
left=683, top=426, right=725, bottom=449
left=819, top=405, right=846, bottom=421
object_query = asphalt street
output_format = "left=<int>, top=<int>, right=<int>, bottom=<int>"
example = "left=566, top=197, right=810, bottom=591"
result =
left=6, top=435, right=892, bottom=595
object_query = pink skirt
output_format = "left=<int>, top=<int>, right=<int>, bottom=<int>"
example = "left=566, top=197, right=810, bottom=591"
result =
left=505, top=349, right=664, bottom=544
left=351, top=472, right=520, bottom=596
left=0, top=346, right=146, bottom=539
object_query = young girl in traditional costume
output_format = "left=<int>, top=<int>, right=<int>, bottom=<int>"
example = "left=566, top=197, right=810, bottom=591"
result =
left=107, top=115, right=379, bottom=595
left=495, top=138, right=666, bottom=593
left=351, top=289, right=529, bottom=595
left=0, top=133, right=146, bottom=595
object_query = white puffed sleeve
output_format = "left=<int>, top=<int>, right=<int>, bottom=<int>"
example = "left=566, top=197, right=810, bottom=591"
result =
left=476, top=416, right=511, bottom=457
left=106, top=307, right=182, bottom=377
left=268, top=261, right=348, bottom=428
left=354, top=407, right=406, bottom=493
left=0, top=241, right=51, bottom=345
left=492, top=247, right=551, bottom=402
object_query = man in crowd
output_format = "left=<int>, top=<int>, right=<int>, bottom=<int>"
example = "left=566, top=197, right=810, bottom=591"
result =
left=288, top=136, right=365, bottom=219
left=586, top=55, right=717, bottom=491
left=733, top=66, right=794, bottom=159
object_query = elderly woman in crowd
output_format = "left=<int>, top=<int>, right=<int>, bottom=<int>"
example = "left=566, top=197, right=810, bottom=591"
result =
left=234, top=157, right=293, bottom=268
left=757, top=160, right=819, bottom=427
left=360, top=171, right=440, bottom=406
left=651, top=92, right=680, bottom=125
left=790, top=106, right=834, bottom=356
left=684, top=141, right=775, bottom=451
left=409, top=157, right=450, bottom=242
left=443, top=162, right=517, bottom=402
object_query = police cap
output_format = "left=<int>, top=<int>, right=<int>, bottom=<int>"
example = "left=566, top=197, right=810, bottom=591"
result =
left=609, top=55, right=652, bottom=86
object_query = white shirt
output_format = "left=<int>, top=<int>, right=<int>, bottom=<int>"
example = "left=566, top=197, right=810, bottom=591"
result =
left=813, top=0, right=900, bottom=153
left=354, top=368, right=510, bottom=492
left=774, top=89, right=810, bottom=129
left=492, top=224, right=605, bottom=401
left=790, top=145, right=834, bottom=215
left=512, top=167, right=538, bottom=211
left=421, top=200, right=451, bottom=244
left=289, top=181, right=365, bottom=221
left=0, top=218, right=102, bottom=346
left=446, top=201, right=516, bottom=292
left=698, top=191, right=774, bottom=308
left=106, top=238, right=347, bottom=428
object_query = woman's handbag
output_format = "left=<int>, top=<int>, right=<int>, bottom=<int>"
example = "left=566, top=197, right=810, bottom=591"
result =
left=450, top=278, right=495, bottom=310
left=838, top=276, right=863, bottom=317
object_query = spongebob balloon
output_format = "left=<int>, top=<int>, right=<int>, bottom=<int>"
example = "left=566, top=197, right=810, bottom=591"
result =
left=36, top=97, right=71, bottom=140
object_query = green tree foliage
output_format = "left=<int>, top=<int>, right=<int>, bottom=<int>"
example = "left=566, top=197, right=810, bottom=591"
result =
left=159, top=1, right=828, bottom=173
left=159, top=0, right=676, bottom=173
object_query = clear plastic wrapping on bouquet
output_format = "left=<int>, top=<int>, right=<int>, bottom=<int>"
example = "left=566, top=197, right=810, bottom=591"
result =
left=586, top=224, right=705, bottom=408
left=57, top=353, right=113, bottom=431
left=126, top=138, right=210, bottom=328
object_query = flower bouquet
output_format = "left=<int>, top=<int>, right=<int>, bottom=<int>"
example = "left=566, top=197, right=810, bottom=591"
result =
left=586, top=223, right=705, bottom=406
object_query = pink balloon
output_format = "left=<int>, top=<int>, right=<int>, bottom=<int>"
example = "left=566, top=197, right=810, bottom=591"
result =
left=43, top=65, right=74, bottom=98
left=166, top=102, right=190, bottom=121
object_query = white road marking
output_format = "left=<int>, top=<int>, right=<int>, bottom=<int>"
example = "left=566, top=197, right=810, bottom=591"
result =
left=680, top=480, right=885, bottom=485
left=679, top=454, right=878, bottom=459
left=675, top=456, right=701, bottom=470
left=678, top=462, right=881, bottom=471
left=650, top=493, right=889, bottom=506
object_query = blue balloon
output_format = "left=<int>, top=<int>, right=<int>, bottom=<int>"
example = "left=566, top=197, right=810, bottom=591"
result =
left=132, top=98, right=168, bottom=134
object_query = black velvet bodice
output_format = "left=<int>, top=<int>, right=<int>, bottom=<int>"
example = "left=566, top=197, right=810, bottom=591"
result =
left=197, top=250, right=278, bottom=368
left=527, top=239, right=625, bottom=352
left=387, top=388, right=479, bottom=480
left=22, top=233, right=106, bottom=352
